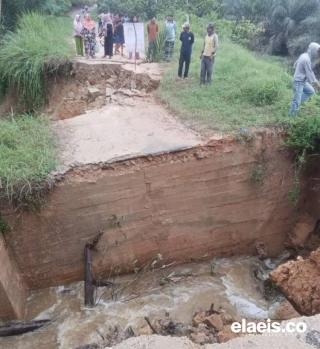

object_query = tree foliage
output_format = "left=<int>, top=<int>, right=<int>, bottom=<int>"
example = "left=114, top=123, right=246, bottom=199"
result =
left=222, top=0, right=320, bottom=56
left=2, top=0, right=71, bottom=30
left=97, top=0, right=223, bottom=19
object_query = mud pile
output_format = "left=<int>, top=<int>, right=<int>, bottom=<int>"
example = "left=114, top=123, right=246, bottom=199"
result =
left=270, top=248, right=320, bottom=315
left=47, top=61, right=162, bottom=119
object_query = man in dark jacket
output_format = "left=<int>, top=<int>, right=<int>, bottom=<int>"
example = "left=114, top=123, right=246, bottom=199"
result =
left=178, top=23, right=195, bottom=79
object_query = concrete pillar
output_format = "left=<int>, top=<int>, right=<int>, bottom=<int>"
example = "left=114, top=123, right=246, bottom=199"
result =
left=0, top=235, right=28, bottom=320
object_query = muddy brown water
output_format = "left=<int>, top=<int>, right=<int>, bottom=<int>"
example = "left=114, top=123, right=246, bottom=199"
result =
left=0, top=256, right=284, bottom=349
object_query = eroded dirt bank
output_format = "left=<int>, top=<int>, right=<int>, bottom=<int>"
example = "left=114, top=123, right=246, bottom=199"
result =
left=2, top=131, right=296, bottom=294
left=271, top=247, right=320, bottom=315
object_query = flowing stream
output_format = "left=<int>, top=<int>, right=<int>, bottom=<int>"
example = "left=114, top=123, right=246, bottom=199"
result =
left=0, top=256, right=283, bottom=349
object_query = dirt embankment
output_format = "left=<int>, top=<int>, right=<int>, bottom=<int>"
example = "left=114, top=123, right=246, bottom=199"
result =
left=270, top=247, right=320, bottom=315
left=270, top=212, right=320, bottom=315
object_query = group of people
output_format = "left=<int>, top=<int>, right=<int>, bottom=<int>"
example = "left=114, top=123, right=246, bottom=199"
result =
left=73, top=10, right=126, bottom=59
left=73, top=8, right=219, bottom=85
left=74, top=7, right=320, bottom=115
left=147, top=17, right=219, bottom=84
left=176, top=22, right=219, bottom=85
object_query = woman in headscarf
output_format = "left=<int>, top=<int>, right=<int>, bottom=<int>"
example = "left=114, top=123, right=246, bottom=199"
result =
left=73, top=14, right=84, bottom=56
left=82, top=14, right=97, bottom=59
left=102, top=14, right=114, bottom=59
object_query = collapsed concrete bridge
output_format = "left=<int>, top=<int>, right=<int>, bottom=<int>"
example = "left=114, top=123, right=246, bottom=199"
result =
left=0, top=59, right=311, bottom=322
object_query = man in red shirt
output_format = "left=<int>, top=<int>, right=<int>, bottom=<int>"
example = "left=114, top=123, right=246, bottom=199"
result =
left=147, top=17, right=159, bottom=62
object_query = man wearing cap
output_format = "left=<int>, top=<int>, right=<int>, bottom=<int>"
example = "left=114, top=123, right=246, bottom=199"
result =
left=200, top=23, right=219, bottom=85
left=178, top=23, right=195, bottom=79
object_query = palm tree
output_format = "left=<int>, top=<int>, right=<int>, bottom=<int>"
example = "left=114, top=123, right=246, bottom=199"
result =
left=266, top=0, right=320, bottom=56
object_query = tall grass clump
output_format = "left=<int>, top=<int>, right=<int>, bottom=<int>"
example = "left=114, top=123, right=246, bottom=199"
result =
left=0, top=12, right=73, bottom=110
left=0, top=115, right=57, bottom=207
left=153, top=26, right=167, bottom=62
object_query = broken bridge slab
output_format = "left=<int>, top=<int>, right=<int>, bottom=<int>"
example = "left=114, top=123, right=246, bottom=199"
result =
left=54, top=98, right=203, bottom=172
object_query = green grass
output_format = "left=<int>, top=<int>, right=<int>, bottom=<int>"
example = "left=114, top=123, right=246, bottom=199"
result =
left=158, top=37, right=293, bottom=132
left=0, top=12, right=73, bottom=110
left=0, top=115, right=57, bottom=206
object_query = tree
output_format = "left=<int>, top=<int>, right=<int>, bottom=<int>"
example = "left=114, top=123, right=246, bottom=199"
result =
left=266, top=0, right=320, bottom=55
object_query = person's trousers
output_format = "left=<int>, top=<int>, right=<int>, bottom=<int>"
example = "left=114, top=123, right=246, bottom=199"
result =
left=200, top=56, right=214, bottom=85
left=104, top=36, right=113, bottom=57
left=148, top=40, right=156, bottom=61
left=178, top=51, right=191, bottom=78
left=289, top=81, right=315, bottom=116
left=164, top=41, right=175, bottom=60
left=75, top=36, right=84, bottom=56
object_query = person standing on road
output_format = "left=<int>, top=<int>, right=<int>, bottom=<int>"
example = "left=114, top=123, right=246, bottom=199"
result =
left=178, top=23, right=194, bottom=79
left=82, top=14, right=97, bottom=59
left=147, top=17, right=159, bottom=62
left=114, top=18, right=125, bottom=56
left=164, top=15, right=176, bottom=62
left=73, top=14, right=84, bottom=56
left=289, top=42, right=320, bottom=116
left=200, top=23, right=219, bottom=86
left=102, top=14, right=114, bottom=59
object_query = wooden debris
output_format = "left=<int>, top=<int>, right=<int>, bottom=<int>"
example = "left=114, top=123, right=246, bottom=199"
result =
left=0, top=319, right=50, bottom=337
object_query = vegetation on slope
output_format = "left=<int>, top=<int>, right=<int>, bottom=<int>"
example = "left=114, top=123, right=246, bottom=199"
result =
left=0, top=13, right=73, bottom=110
left=0, top=115, right=57, bottom=206
left=158, top=16, right=292, bottom=132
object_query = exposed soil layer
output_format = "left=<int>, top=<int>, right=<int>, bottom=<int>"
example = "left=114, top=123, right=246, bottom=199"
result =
left=270, top=247, right=320, bottom=315
left=2, top=131, right=296, bottom=296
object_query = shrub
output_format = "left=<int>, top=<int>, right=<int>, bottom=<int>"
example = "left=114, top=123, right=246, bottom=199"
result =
left=0, top=13, right=72, bottom=110
left=243, top=79, right=282, bottom=106
left=2, top=0, right=72, bottom=30
left=286, top=107, right=320, bottom=155
left=152, top=26, right=167, bottom=62
left=40, top=0, right=72, bottom=15
left=0, top=115, right=57, bottom=206
left=231, top=19, right=263, bottom=47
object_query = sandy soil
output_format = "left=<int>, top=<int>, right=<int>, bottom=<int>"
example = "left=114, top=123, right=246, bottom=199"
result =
left=54, top=98, right=202, bottom=170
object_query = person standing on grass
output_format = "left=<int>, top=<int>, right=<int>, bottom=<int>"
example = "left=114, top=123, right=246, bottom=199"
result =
left=114, top=18, right=125, bottom=56
left=289, top=42, right=320, bottom=116
left=178, top=23, right=194, bottom=79
left=73, top=14, right=84, bottom=56
left=102, top=14, right=113, bottom=59
left=82, top=14, right=97, bottom=59
left=164, top=15, right=176, bottom=62
left=200, top=23, right=219, bottom=86
left=147, top=17, right=159, bottom=62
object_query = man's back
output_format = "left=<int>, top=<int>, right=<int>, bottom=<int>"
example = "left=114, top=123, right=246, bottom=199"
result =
left=294, top=52, right=316, bottom=84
